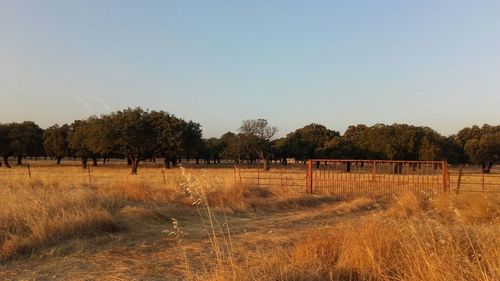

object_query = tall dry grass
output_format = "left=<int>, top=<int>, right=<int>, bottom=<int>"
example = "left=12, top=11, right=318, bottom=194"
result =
left=0, top=166, right=318, bottom=262
left=208, top=192, right=500, bottom=281
left=1, top=165, right=499, bottom=281
left=0, top=182, right=117, bottom=261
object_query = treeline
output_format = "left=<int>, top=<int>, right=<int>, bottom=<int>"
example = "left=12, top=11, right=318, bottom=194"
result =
left=0, top=107, right=499, bottom=173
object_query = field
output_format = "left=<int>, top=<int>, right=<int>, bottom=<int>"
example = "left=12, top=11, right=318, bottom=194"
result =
left=0, top=161, right=499, bottom=281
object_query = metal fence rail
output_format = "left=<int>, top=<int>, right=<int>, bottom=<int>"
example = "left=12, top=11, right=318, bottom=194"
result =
left=3, top=161, right=499, bottom=196
left=236, top=168, right=306, bottom=188
left=449, top=169, right=500, bottom=193
left=306, top=159, right=448, bottom=197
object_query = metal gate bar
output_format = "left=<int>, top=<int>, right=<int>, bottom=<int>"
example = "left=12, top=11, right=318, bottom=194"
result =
left=306, top=159, right=448, bottom=197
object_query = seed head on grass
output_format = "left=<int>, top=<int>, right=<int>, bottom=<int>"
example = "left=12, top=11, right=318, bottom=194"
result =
left=163, top=218, right=185, bottom=244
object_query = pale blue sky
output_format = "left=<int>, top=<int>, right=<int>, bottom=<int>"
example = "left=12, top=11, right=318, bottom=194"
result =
left=1, top=0, right=499, bottom=137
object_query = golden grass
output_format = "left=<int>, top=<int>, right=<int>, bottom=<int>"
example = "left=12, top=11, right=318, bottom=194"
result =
left=0, top=162, right=499, bottom=281
left=0, top=183, right=117, bottom=261
left=209, top=192, right=500, bottom=281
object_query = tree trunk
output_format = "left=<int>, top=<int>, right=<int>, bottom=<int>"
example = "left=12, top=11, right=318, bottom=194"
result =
left=346, top=162, right=351, bottom=173
left=17, top=156, right=22, bottom=165
left=81, top=157, right=88, bottom=169
left=92, top=157, right=98, bottom=167
left=195, top=158, right=200, bottom=164
left=127, top=157, right=132, bottom=166
left=487, top=161, right=494, bottom=173
left=0, top=158, right=2, bottom=167
left=2, top=156, right=10, bottom=168
left=482, top=162, right=493, bottom=174
left=263, top=158, right=271, bottom=171
left=393, top=163, right=403, bottom=174
left=164, top=158, right=171, bottom=169
left=131, top=158, right=139, bottom=175
left=170, top=156, right=178, bottom=167
left=56, top=157, right=62, bottom=165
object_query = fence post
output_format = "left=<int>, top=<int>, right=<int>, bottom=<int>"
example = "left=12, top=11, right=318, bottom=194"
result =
left=257, top=168, right=260, bottom=188
left=442, top=161, right=448, bottom=192
left=280, top=167, right=283, bottom=188
left=87, top=166, right=92, bottom=184
left=456, top=168, right=462, bottom=195
left=307, top=160, right=313, bottom=193
left=482, top=172, right=485, bottom=192
left=161, top=168, right=167, bottom=185
left=371, top=160, right=376, bottom=182
left=27, top=163, right=32, bottom=180
left=238, top=166, right=242, bottom=186
left=233, top=165, right=237, bottom=185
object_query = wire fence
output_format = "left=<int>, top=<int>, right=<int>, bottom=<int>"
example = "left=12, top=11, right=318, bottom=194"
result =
left=236, top=167, right=306, bottom=188
left=305, top=160, right=449, bottom=198
left=449, top=168, right=500, bottom=194
left=1, top=161, right=499, bottom=196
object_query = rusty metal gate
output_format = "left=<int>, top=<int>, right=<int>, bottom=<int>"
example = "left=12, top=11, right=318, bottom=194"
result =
left=237, top=167, right=306, bottom=188
left=306, top=159, right=449, bottom=197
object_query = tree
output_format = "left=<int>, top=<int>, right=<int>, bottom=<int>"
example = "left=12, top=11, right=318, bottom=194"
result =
left=204, top=137, right=224, bottom=164
left=67, top=120, right=93, bottom=169
left=149, top=111, right=186, bottom=168
left=464, top=132, right=500, bottom=173
left=283, top=124, right=339, bottom=161
left=239, top=119, right=277, bottom=170
left=8, top=121, right=44, bottom=165
left=219, top=132, right=241, bottom=163
left=271, top=137, right=289, bottom=165
left=109, top=108, right=162, bottom=174
left=442, top=136, right=465, bottom=165
left=0, top=123, right=13, bottom=168
left=181, top=121, right=204, bottom=163
left=84, top=116, right=117, bottom=166
left=43, top=124, right=70, bottom=164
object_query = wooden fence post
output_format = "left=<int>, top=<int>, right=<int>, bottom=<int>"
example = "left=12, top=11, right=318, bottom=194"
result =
left=482, top=172, right=485, bottom=192
left=87, top=166, right=92, bottom=184
left=238, top=167, right=242, bottom=186
left=307, top=160, right=313, bottom=193
left=456, top=168, right=462, bottom=195
left=257, top=168, right=260, bottom=188
left=280, top=167, right=283, bottom=188
left=161, top=168, right=167, bottom=185
left=27, top=163, right=32, bottom=180
left=442, top=161, right=449, bottom=192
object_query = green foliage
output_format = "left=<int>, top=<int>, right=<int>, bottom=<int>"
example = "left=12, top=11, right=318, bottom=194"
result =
left=181, top=121, right=204, bottom=160
left=43, top=124, right=70, bottom=162
left=8, top=121, right=44, bottom=159
left=2, top=107, right=499, bottom=175
left=283, top=123, right=340, bottom=160
left=464, top=129, right=500, bottom=172
left=0, top=123, right=13, bottom=157
left=67, top=120, right=93, bottom=160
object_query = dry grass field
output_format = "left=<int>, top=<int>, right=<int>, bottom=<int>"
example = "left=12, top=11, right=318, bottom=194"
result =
left=0, top=161, right=499, bottom=280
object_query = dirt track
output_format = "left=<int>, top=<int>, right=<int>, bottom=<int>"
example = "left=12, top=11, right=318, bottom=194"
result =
left=0, top=199, right=375, bottom=281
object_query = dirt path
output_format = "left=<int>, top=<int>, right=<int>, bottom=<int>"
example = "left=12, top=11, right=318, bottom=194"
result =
left=0, top=200, right=375, bottom=281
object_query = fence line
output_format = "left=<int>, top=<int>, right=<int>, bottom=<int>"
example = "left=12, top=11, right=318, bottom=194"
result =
left=306, top=159, right=448, bottom=197
left=236, top=167, right=306, bottom=188
left=1, top=162, right=499, bottom=195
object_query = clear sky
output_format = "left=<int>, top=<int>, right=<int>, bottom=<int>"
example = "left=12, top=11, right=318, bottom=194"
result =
left=1, top=1, right=499, bottom=137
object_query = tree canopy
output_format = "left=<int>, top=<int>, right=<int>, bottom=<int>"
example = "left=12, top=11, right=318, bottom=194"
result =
left=1, top=110, right=499, bottom=174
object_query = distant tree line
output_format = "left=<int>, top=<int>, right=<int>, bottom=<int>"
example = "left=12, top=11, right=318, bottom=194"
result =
left=0, top=108, right=499, bottom=173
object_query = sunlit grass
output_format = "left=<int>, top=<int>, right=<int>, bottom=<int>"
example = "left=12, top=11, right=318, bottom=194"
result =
left=0, top=163, right=498, bottom=281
